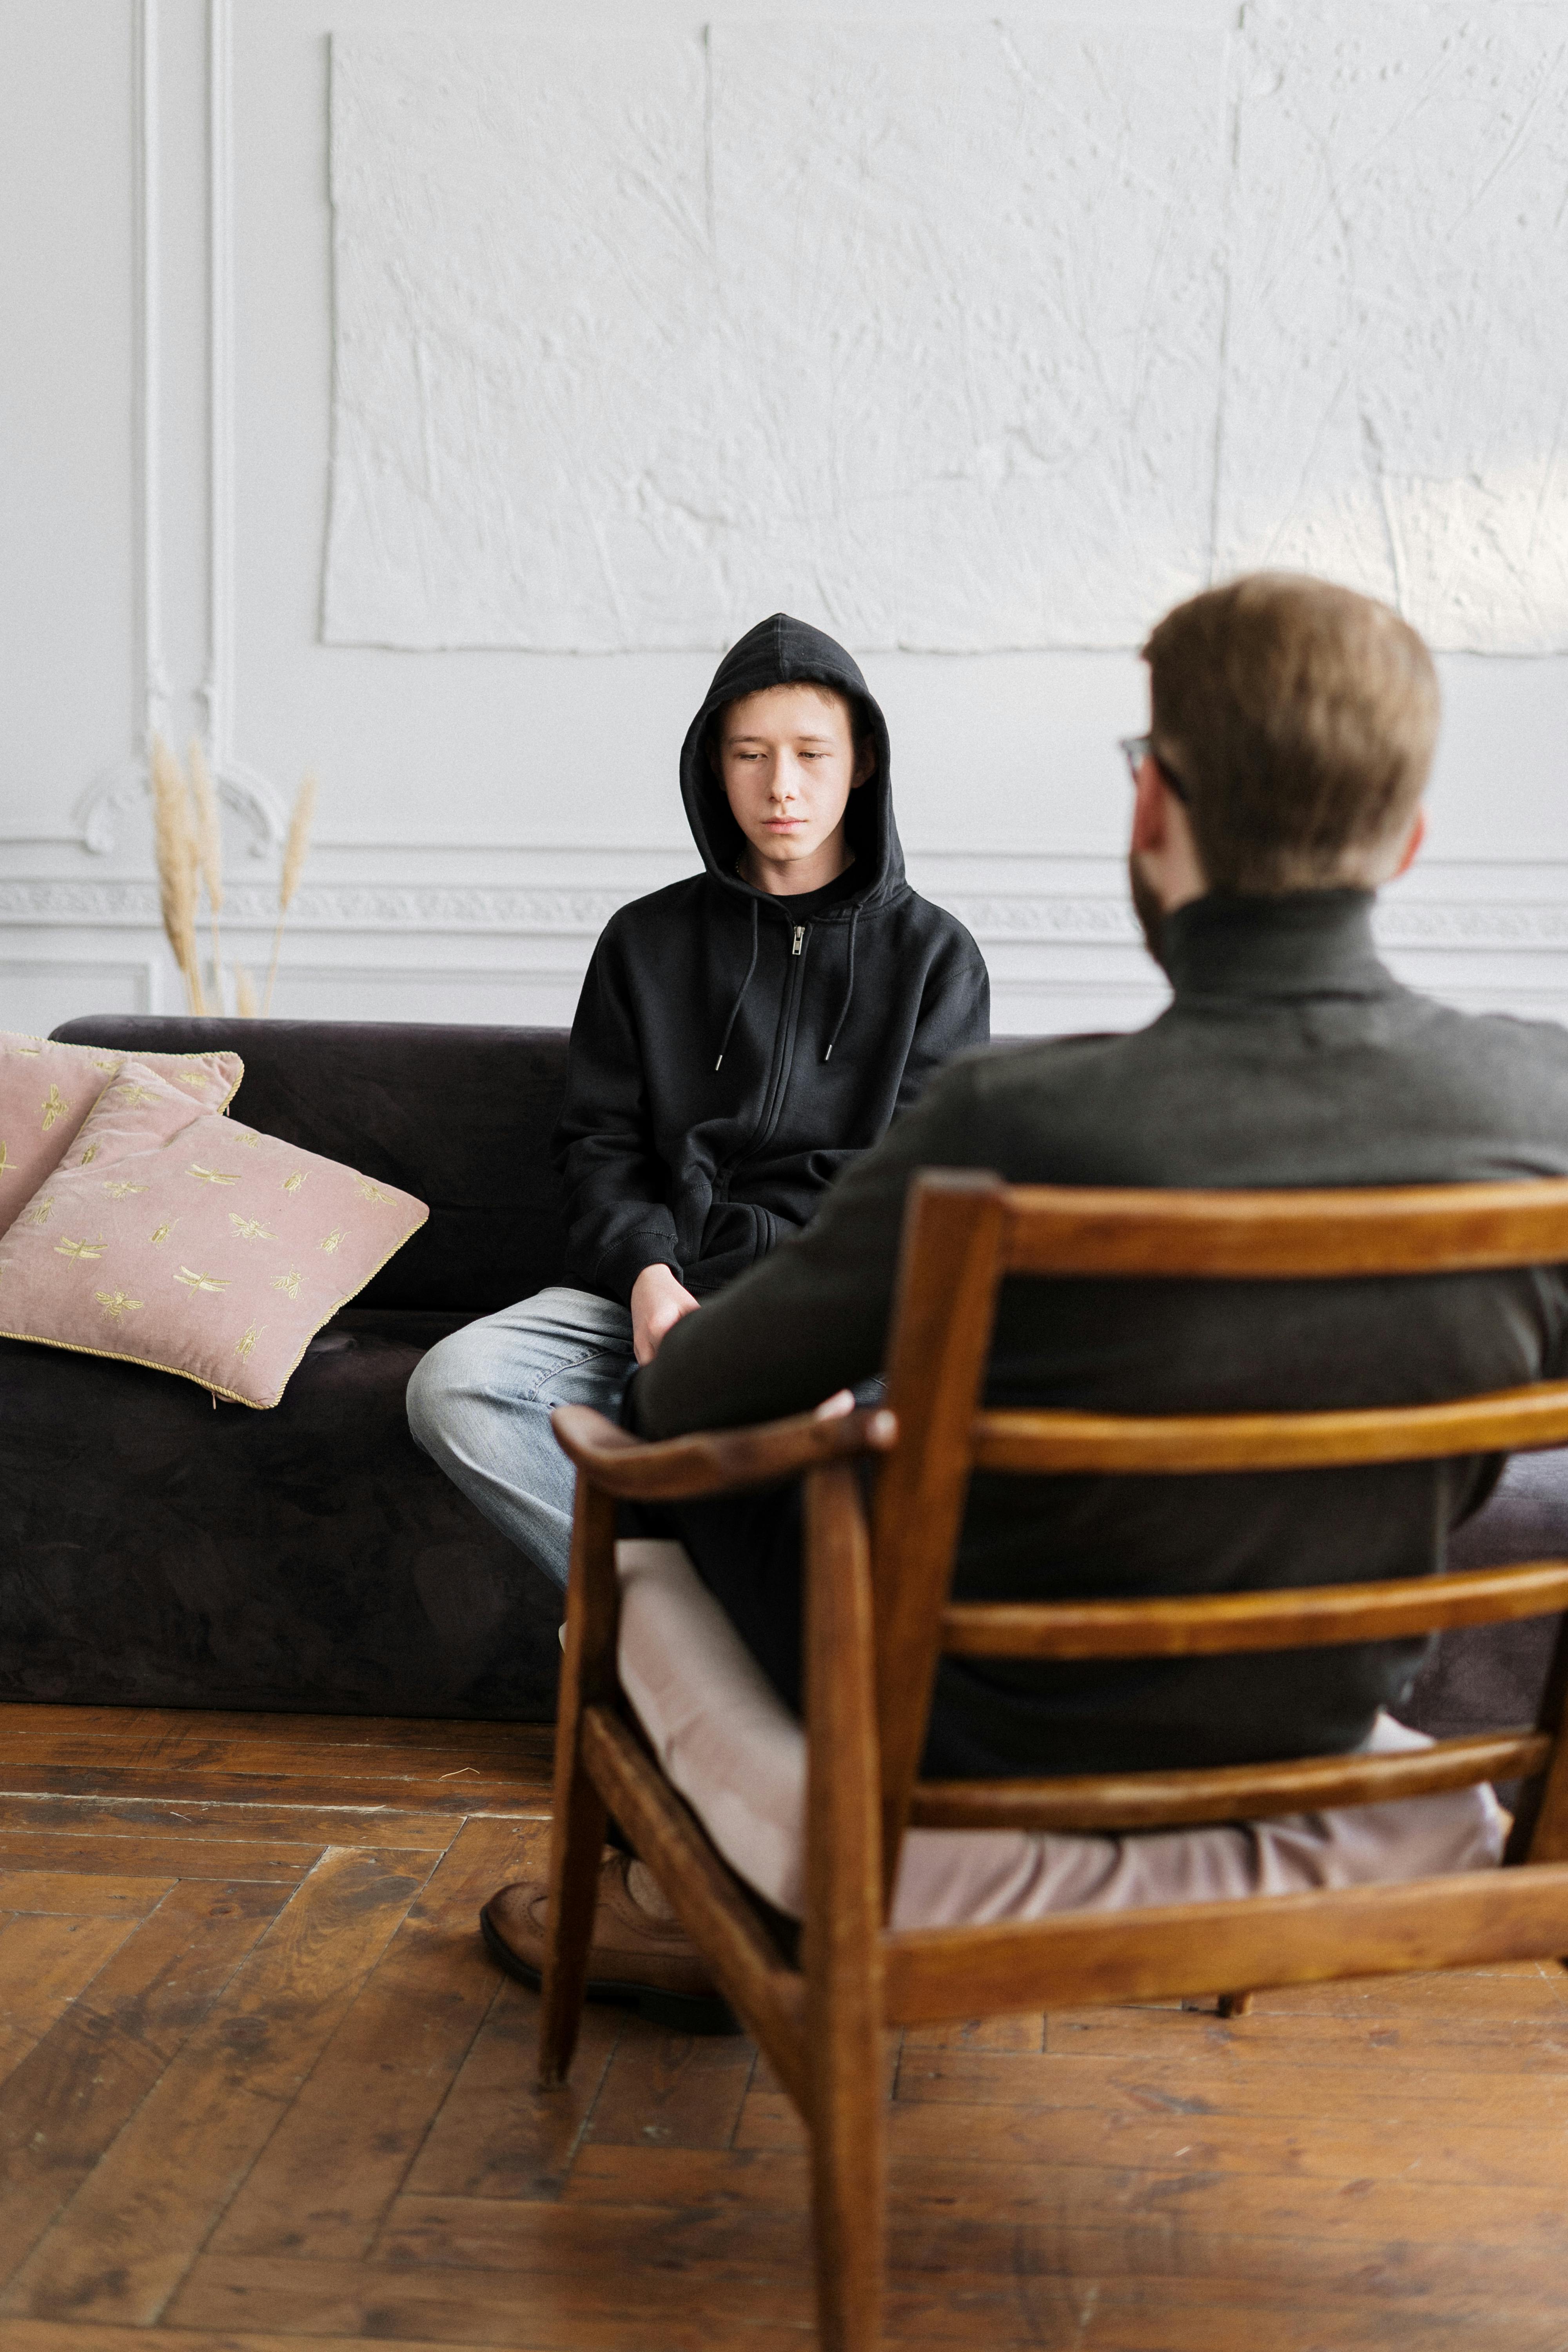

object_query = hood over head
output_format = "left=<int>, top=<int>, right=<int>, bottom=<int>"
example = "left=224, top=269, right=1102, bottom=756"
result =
left=679, top=613, right=905, bottom=916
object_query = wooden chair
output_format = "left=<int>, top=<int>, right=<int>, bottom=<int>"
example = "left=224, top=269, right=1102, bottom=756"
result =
left=537, top=1172, right=1568, bottom=2352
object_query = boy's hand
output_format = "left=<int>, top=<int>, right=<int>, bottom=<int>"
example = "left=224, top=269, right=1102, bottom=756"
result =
left=630, top=1263, right=702, bottom=1365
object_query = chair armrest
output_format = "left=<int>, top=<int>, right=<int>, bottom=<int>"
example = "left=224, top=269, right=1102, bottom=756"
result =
left=550, top=1401, right=898, bottom=1501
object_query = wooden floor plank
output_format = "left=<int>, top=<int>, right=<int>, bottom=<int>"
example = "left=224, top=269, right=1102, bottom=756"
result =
left=401, top=1974, right=624, bottom=2204
left=893, top=2042, right=1568, bottom=2122
left=166, top=2241, right=819, bottom=2345
left=0, top=1826, right=327, bottom=1884
left=0, top=1789, right=472, bottom=1851
left=0, top=1845, right=434, bottom=2327
left=0, top=1880, right=285, bottom=2292
left=0, top=1762, right=552, bottom=1815
left=731, top=2083, right=1568, bottom=2193
left=0, top=1702, right=554, bottom=1759
left=581, top=2016, right=758, bottom=2154
left=0, top=1733, right=547, bottom=1782
left=3, top=2283, right=1561, bottom=2352
left=208, top=1816, right=541, bottom=2263
left=0, top=1869, right=175, bottom=1918
left=901, top=2011, right=1044, bottom=2053
left=1042, top=2000, right=1568, bottom=2068
left=562, top=2137, right=1568, bottom=2282
left=0, top=1911, right=137, bottom=2087
left=0, top=2325, right=532, bottom=2352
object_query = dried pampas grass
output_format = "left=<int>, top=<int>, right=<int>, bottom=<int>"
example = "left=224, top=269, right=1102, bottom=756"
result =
left=149, top=734, right=206, bottom=1014
left=264, top=773, right=317, bottom=1016
left=234, top=964, right=260, bottom=1019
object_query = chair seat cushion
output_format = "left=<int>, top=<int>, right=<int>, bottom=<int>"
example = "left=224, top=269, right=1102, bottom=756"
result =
left=615, top=1539, right=1508, bottom=1926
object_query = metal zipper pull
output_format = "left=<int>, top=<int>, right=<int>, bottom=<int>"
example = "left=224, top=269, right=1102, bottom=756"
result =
left=792, top=926, right=805, bottom=956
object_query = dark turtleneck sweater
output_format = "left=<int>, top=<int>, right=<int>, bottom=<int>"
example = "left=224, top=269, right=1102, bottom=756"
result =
left=631, top=890, right=1568, bottom=1777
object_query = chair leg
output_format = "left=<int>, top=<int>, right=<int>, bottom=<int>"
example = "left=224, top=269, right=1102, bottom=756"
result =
left=803, top=1462, right=887, bottom=2352
left=809, top=2007, right=887, bottom=2352
left=1218, top=1991, right=1254, bottom=2018
left=538, top=1481, right=618, bottom=2089
left=536, top=1746, right=609, bottom=2088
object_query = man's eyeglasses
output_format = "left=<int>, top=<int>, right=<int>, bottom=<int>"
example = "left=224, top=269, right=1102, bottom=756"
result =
left=1118, top=734, right=1189, bottom=804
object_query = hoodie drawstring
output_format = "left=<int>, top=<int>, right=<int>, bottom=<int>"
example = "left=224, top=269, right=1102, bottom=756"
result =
left=822, top=904, right=859, bottom=1064
left=715, top=897, right=759, bottom=1071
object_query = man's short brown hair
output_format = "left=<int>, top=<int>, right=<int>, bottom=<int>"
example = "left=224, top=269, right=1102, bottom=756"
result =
left=1142, top=574, right=1439, bottom=894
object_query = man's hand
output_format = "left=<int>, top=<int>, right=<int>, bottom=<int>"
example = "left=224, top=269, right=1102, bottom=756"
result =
left=630, top=1263, right=702, bottom=1366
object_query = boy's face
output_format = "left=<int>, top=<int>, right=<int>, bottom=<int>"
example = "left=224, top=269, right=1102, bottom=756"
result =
left=713, top=684, right=874, bottom=886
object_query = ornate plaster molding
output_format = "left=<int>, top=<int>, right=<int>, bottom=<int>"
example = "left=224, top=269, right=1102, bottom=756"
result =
left=13, top=873, right=1568, bottom=956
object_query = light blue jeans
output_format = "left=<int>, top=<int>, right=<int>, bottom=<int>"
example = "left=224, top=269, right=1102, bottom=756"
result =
left=407, top=1286, right=636, bottom=1591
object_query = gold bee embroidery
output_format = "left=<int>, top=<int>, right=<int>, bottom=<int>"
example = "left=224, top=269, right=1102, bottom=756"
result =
left=40, top=1085, right=67, bottom=1131
left=234, top=1325, right=261, bottom=1360
left=0, top=1141, right=9, bottom=1176
left=16, top=1045, right=41, bottom=1055
left=318, top=1228, right=345, bottom=1254
left=176, top=1071, right=208, bottom=1090
left=20, top=1195, right=54, bottom=1227
left=174, top=1267, right=230, bottom=1294
left=149, top=1218, right=176, bottom=1247
left=352, top=1176, right=390, bottom=1203
left=55, top=1236, right=108, bottom=1261
left=90, top=1054, right=117, bottom=1071
left=281, top=1171, right=306, bottom=1194
left=187, top=1165, right=240, bottom=1186
left=270, top=1269, right=302, bottom=1300
left=240, top=1132, right=262, bottom=1149
left=112, top=1082, right=158, bottom=1107
left=78, top=1145, right=100, bottom=1166
left=228, top=1214, right=276, bottom=1243
left=102, top=1180, right=149, bottom=1200
left=94, top=1289, right=144, bottom=1323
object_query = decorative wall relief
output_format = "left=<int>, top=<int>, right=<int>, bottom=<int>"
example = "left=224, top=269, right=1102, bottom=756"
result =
left=323, top=7, right=1568, bottom=657
left=323, top=19, right=1229, bottom=652
left=1218, top=4, right=1568, bottom=653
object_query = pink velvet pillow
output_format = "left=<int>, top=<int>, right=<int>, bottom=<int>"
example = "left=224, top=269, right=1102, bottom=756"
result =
left=0, top=1058, right=428, bottom=1407
left=0, top=1032, right=242, bottom=1240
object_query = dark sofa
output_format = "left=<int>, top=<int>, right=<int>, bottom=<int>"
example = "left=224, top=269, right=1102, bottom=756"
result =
left=0, top=1013, right=1561, bottom=1736
left=0, top=1016, right=573, bottom=1718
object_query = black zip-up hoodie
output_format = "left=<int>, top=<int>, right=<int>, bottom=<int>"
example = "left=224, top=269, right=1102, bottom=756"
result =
left=552, top=614, right=990, bottom=1306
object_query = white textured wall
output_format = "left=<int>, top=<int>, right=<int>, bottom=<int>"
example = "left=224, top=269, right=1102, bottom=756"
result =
left=5, top=0, right=1568, bottom=1042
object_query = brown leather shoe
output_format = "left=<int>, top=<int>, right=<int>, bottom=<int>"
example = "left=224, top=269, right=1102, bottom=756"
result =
left=480, top=1852, right=740, bottom=2034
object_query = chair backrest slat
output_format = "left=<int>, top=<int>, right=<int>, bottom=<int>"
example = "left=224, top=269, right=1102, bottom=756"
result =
left=973, top=1389, right=1568, bottom=1475
left=1003, top=1179, right=1568, bottom=1278
left=908, top=1729, right=1550, bottom=1833
left=940, top=1562, right=1568, bottom=1660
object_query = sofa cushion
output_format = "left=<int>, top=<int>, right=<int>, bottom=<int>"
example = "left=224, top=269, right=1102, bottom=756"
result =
left=0, top=1060, right=428, bottom=1407
left=51, top=1017, right=570, bottom=1313
left=1, top=1031, right=241, bottom=1238
left=615, top=1538, right=1507, bottom=1926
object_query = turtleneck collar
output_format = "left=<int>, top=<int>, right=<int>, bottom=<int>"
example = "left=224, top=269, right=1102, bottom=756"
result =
left=1158, top=889, right=1397, bottom=1000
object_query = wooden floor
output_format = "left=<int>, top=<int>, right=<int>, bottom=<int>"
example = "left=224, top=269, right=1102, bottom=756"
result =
left=0, top=1709, right=1565, bottom=2352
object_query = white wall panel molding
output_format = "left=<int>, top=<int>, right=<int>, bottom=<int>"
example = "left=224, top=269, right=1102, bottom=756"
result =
left=70, top=0, right=171, bottom=859
left=71, top=0, right=282, bottom=865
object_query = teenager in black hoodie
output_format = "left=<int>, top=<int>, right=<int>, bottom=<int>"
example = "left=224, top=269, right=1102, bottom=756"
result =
left=407, top=615, right=988, bottom=1612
